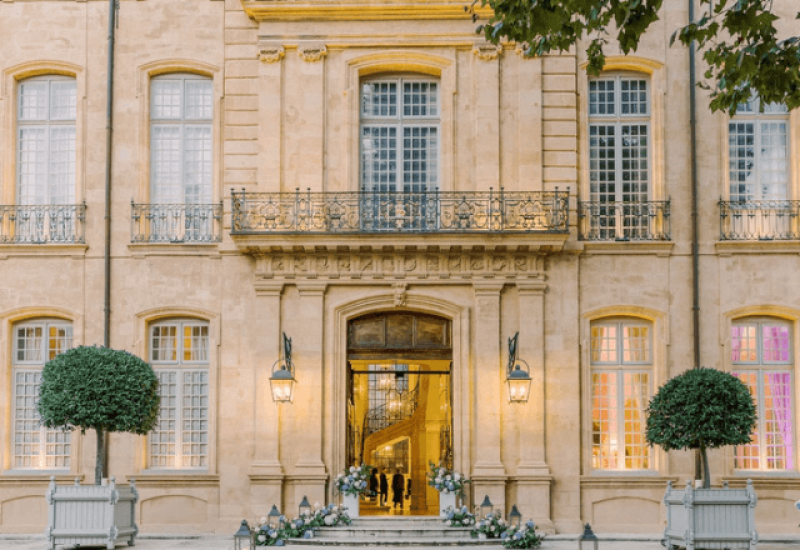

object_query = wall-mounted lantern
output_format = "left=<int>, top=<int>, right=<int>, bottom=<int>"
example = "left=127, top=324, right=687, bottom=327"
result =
left=506, top=332, right=532, bottom=403
left=579, top=523, right=599, bottom=550
left=233, top=519, right=254, bottom=550
left=270, top=333, right=296, bottom=403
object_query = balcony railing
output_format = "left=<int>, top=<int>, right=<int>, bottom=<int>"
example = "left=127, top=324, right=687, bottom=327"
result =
left=578, top=200, right=671, bottom=241
left=131, top=203, right=223, bottom=243
left=231, top=188, right=569, bottom=234
left=0, top=204, right=86, bottom=244
left=720, top=200, right=800, bottom=240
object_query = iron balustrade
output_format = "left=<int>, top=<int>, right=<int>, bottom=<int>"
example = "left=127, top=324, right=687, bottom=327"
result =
left=578, top=200, right=671, bottom=241
left=0, top=204, right=86, bottom=244
left=231, top=187, right=569, bottom=234
left=719, top=200, right=800, bottom=240
left=131, top=202, right=223, bottom=243
left=365, top=384, right=419, bottom=436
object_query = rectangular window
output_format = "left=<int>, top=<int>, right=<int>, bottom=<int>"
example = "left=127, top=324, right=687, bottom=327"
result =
left=590, top=319, right=653, bottom=471
left=732, top=319, right=794, bottom=471
left=149, top=321, right=209, bottom=469
left=12, top=321, right=73, bottom=469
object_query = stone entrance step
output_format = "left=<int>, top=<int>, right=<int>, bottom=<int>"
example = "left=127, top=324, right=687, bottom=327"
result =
left=285, top=517, right=498, bottom=546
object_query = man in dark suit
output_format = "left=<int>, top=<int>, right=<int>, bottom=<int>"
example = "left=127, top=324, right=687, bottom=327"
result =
left=379, top=470, right=388, bottom=506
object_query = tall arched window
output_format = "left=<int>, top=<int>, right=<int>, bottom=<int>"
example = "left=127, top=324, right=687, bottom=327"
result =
left=731, top=318, right=794, bottom=471
left=148, top=319, right=209, bottom=469
left=590, top=318, right=653, bottom=471
left=12, top=319, right=73, bottom=469
left=587, top=74, right=651, bottom=240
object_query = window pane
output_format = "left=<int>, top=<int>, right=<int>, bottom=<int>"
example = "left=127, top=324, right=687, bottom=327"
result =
left=13, top=371, right=42, bottom=467
left=48, top=126, right=76, bottom=204
left=763, top=371, right=793, bottom=470
left=623, top=325, right=650, bottom=363
left=150, top=371, right=177, bottom=467
left=589, top=125, right=616, bottom=201
left=728, top=122, right=756, bottom=202
left=181, top=371, right=209, bottom=467
left=17, top=127, right=48, bottom=206
left=762, top=324, right=791, bottom=363
left=620, top=125, right=649, bottom=202
left=183, top=126, right=212, bottom=204
left=590, top=325, right=617, bottom=363
left=402, top=126, right=437, bottom=187
left=49, top=81, right=77, bottom=121
left=620, top=79, right=647, bottom=115
left=152, top=80, right=182, bottom=120
left=16, top=326, right=43, bottom=363
left=19, top=81, right=48, bottom=121
left=361, top=126, right=397, bottom=190
left=402, top=82, right=438, bottom=117
left=151, top=125, right=182, bottom=203
left=184, top=80, right=213, bottom=120
left=362, top=82, right=397, bottom=118
left=588, top=80, right=615, bottom=116
left=151, top=325, right=177, bottom=362
left=623, top=372, right=649, bottom=469
left=592, top=372, right=618, bottom=469
left=184, top=325, right=209, bottom=362
left=759, top=122, right=788, bottom=200
left=732, top=371, right=760, bottom=469
left=731, top=324, right=758, bottom=363
left=48, top=325, right=73, bottom=360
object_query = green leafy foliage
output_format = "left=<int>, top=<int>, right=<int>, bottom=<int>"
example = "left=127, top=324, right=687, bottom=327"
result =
left=646, top=367, right=756, bottom=452
left=471, top=0, right=800, bottom=114
left=38, top=345, right=160, bottom=435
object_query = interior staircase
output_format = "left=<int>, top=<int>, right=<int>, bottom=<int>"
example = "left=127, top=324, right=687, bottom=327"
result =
left=285, top=517, right=500, bottom=546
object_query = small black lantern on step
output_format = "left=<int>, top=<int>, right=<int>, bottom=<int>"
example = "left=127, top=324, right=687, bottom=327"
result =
left=267, top=505, right=283, bottom=529
left=479, top=495, right=494, bottom=520
left=509, top=505, right=522, bottom=528
left=233, top=519, right=254, bottom=550
left=299, top=496, right=312, bottom=518
left=579, top=523, right=599, bottom=550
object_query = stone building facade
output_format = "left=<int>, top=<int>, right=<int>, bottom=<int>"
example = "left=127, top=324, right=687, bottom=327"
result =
left=1, top=0, right=799, bottom=537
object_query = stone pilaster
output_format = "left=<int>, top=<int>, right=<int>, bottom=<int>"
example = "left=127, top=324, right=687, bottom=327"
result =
left=472, top=44, right=502, bottom=192
left=257, top=42, right=283, bottom=192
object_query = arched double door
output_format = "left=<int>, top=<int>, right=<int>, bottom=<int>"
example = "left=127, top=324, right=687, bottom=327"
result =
left=346, top=312, right=452, bottom=516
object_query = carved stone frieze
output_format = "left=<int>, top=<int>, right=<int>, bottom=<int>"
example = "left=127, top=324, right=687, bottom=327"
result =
left=298, top=45, right=328, bottom=62
left=258, top=45, right=285, bottom=63
left=472, top=43, right=503, bottom=61
left=253, top=250, right=546, bottom=282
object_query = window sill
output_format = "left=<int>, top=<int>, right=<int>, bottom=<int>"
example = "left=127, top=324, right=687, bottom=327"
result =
left=580, top=473, right=677, bottom=489
left=580, top=241, right=674, bottom=256
left=0, top=243, right=87, bottom=258
left=126, top=472, right=219, bottom=488
left=0, top=472, right=84, bottom=485
left=722, top=473, right=800, bottom=488
left=716, top=240, right=800, bottom=255
left=128, top=242, right=221, bottom=258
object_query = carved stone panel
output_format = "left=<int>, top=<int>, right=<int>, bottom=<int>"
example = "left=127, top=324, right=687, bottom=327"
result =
left=348, top=312, right=452, bottom=358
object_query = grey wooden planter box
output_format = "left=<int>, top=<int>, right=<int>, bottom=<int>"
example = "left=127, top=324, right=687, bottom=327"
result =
left=663, top=479, right=757, bottom=550
left=46, top=476, right=138, bottom=550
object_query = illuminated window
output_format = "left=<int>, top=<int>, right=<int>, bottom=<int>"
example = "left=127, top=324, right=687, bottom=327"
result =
left=148, top=319, right=209, bottom=469
left=12, top=319, right=73, bottom=469
left=590, top=319, right=652, bottom=470
left=732, top=318, right=794, bottom=471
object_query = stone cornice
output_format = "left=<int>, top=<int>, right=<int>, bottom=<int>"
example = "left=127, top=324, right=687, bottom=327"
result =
left=240, top=1, right=494, bottom=22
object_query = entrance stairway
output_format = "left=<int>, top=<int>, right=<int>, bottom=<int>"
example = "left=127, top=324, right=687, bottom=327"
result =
left=285, top=517, right=500, bottom=546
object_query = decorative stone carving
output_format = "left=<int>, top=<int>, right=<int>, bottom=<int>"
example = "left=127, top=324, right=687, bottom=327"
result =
left=258, top=45, right=285, bottom=63
left=393, top=283, right=408, bottom=307
left=472, top=43, right=503, bottom=61
left=298, top=45, right=327, bottom=62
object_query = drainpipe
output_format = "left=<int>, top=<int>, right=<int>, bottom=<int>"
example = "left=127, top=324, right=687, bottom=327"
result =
left=101, top=0, right=118, bottom=482
left=688, top=0, right=702, bottom=482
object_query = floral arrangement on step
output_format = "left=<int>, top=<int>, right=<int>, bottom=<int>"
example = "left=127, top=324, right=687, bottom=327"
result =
left=470, top=511, right=506, bottom=540
left=442, top=505, right=476, bottom=527
left=305, top=503, right=352, bottom=528
left=335, top=464, right=373, bottom=496
left=427, top=462, right=470, bottom=494
left=253, top=504, right=353, bottom=546
left=500, top=521, right=543, bottom=549
left=254, top=515, right=288, bottom=547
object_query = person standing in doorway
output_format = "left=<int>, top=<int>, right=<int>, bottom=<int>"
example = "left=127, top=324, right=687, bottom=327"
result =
left=379, top=470, right=389, bottom=506
left=369, top=468, right=379, bottom=501
left=391, top=470, right=405, bottom=510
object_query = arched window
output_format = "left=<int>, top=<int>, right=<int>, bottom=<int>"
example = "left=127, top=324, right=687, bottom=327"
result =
left=11, top=318, right=73, bottom=469
left=587, top=73, right=651, bottom=239
left=590, top=317, right=653, bottom=471
left=17, top=76, right=77, bottom=206
left=731, top=318, right=794, bottom=471
left=150, top=73, right=213, bottom=204
left=360, top=76, right=439, bottom=194
left=148, top=318, right=209, bottom=470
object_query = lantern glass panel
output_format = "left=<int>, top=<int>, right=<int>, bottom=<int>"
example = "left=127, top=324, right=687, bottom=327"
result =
left=270, top=377, right=295, bottom=403
left=506, top=377, right=532, bottom=403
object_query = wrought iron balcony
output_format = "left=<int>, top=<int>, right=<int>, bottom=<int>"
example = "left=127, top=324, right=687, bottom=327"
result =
left=578, top=200, right=671, bottom=241
left=231, top=188, right=569, bottom=234
left=0, top=204, right=86, bottom=244
left=720, top=200, right=800, bottom=241
left=131, top=203, right=223, bottom=243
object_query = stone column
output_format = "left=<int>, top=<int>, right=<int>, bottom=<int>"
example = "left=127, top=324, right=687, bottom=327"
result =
left=249, top=282, right=285, bottom=517
left=471, top=282, right=506, bottom=512
left=513, top=278, right=554, bottom=533
left=289, top=282, right=328, bottom=510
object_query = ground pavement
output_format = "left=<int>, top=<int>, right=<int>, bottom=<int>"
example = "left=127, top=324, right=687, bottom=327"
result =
left=2, top=536, right=800, bottom=550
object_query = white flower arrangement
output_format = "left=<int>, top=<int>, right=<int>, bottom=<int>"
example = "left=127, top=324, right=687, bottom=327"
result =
left=442, top=505, right=476, bottom=527
left=427, top=462, right=470, bottom=495
left=334, top=464, right=373, bottom=497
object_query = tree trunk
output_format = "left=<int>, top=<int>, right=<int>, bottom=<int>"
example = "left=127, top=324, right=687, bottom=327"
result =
left=700, top=444, right=711, bottom=489
left=95, top=428, right=105, bottom=486
left=694, top=449, right=702, bottom=482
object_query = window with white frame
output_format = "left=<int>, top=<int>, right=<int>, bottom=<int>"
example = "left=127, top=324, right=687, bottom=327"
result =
left=150, top=74, right=213, bottom=204
left=12, top=319, right=73, bottom=469
left=360, top=77, right=439, bottom=193
left=729, top=98, right=790, bottom=202
left=148, top=319, right=210, bottom=469
left=590, top=318, right=652, bottom=471
left=731, top=318, right=794, bottom=471
left=17, top=76, right=77, bottom=205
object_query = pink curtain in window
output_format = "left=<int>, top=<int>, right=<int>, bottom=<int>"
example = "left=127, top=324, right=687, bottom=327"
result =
left=765, top=372, right=793, bottom=468
left=731, top=326, right=742, bottom=361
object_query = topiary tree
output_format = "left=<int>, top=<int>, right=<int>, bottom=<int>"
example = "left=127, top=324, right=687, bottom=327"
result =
left=646, top=367, right=756, bottom=489
left=38, top=346, right=160, bottom=485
